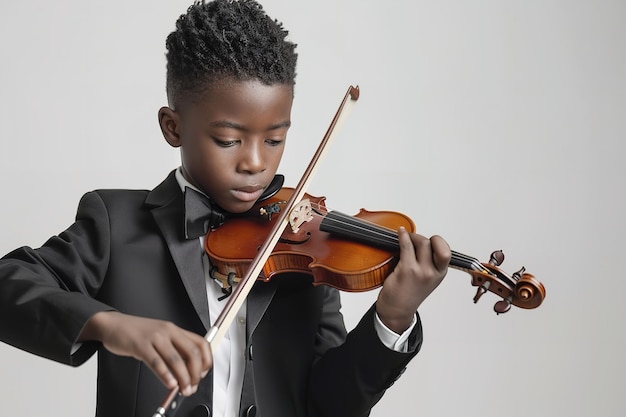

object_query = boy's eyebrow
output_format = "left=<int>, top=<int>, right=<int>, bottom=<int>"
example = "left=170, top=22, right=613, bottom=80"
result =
left=209, top=120, right=291, bottom=130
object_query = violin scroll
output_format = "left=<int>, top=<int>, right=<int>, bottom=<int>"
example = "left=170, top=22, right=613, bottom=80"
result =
left=465, top=250, right=546, bottom=314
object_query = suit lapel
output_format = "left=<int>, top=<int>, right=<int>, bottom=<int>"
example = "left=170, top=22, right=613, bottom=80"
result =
left=246, top=281, right=277, bottom=340
left=145, top=171, right=279, bottom=336
left=145, top=171, right=211, bottom=330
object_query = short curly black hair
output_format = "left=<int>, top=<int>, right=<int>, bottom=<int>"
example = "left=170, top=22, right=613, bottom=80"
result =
left=165, top=0, right=298, bottom=107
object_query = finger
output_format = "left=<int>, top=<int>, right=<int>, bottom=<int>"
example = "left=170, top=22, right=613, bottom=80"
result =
left=181, top=329, right=213, bottom=373
left=152, top=336, right=194, bottom=396
left=143, top=344, right=178, bottom=390
left=397, top=226, right=417, bottom=263
left=174, top=332, right=212, bottom=387
left=430, top=235, right=452, bottom=272
left=409, top=232, right=433, bottom=266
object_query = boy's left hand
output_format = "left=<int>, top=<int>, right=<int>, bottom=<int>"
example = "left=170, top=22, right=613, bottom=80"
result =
left=375, top=227, right=451, bottom=334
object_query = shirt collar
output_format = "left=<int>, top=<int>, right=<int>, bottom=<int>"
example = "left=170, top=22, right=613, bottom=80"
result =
left=175, top=167, right=206, bottom=196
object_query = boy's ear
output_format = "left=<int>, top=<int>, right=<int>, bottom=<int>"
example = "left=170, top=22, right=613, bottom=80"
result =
left=158, top=106, right=182, bottom=148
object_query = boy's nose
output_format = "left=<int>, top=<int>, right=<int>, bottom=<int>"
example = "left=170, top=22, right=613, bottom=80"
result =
left=238, top=144, right=266, bottom=174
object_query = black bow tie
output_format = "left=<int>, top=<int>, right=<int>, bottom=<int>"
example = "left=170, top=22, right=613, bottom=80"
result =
left=183, top=174, right=285, bottom=240
left=184, top=187, right=227, bottom=239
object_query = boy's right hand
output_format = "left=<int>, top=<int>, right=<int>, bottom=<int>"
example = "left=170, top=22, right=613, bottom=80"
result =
left=79, top=311, right=212, bottom=396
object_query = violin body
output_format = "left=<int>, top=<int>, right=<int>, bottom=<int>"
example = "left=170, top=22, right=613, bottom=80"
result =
left=205, top=187, right=545, bottom=314
left=206, top=187, right=415, bottom=291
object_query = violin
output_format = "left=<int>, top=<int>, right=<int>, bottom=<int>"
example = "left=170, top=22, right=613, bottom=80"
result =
left=205, top=187, right=546, bottom=314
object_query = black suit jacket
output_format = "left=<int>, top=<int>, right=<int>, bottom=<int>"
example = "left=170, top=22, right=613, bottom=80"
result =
left=0, top=171, right=422, bottom=417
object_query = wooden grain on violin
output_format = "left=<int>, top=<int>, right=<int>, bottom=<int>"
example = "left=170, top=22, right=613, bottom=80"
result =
left=205, top=187, right=546, bottom=313
left=206, top=187, right=414, bottom=292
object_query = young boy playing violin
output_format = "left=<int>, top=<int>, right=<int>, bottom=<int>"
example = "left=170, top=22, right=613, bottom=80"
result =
left=0, top=1, right=450, bottom=416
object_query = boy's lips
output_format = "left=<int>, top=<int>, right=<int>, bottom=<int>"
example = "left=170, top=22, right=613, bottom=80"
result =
left=231, top=186, right=265, bottom=203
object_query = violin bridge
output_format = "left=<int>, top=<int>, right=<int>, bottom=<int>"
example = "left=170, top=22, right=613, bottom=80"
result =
left=289, top=199, right=313, bottom=233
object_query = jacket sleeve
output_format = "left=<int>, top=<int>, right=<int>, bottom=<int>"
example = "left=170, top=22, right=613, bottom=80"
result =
left=309, top=287, right=422, bottom=417
left=0, top=191, right=116, bottom=366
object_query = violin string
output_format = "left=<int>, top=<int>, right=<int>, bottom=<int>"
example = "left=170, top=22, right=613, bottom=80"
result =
left=302, top=201, right=486, bottom=272
left=307, top=205, right=399, bottom=247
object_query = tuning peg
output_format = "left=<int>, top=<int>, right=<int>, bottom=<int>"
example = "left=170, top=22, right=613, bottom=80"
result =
left=473, top=281, right=491, bottom=303
left=494, top=296, right=512, bottom=315
left=489, top=250, right=505, bottom=266
left=512, top=266, right=526, bottom=281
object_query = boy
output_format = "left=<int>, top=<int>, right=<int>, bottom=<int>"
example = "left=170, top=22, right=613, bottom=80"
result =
left=0, top=1, right=450, bottom=416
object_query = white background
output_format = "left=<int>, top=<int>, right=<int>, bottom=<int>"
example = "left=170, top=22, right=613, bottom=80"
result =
left=1, top=1, right=624, bottom=416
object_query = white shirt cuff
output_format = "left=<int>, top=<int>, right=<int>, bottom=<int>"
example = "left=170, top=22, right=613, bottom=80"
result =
left=374, top=313, right=417, bottom=352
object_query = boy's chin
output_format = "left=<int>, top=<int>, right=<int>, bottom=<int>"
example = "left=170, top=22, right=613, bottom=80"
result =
left=223, top=200, right=257, bottom=215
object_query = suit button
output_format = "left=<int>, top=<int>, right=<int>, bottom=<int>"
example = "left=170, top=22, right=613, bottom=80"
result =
left=245, top=404, right=256, bottom=417
left=191, top=404, right=211, bottom=417
left=248, top=344, right=253, bottom=361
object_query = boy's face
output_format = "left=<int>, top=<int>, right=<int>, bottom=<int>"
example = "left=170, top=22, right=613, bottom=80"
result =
left=162, top=79, right=293, bottom=214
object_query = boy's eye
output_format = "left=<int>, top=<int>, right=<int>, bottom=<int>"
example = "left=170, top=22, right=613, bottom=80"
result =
left=266, top=138, right=285, bottom=146
left=213, top=137, right=239, bottom=147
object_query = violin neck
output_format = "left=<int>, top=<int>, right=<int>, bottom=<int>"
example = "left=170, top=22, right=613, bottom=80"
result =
left=319, top=211, right=486, bottom=273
